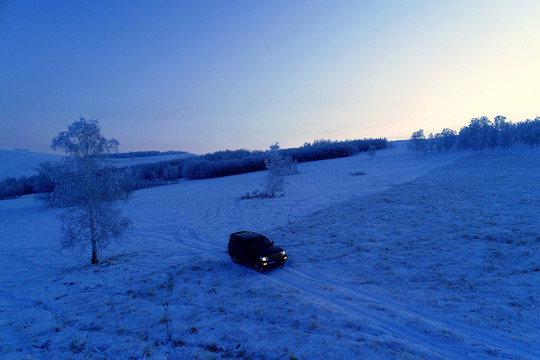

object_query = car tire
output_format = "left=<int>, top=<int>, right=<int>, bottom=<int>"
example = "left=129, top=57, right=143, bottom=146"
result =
left=254, top=263, right=264, bottom=273
left=231, top=255, right=238, bottom=263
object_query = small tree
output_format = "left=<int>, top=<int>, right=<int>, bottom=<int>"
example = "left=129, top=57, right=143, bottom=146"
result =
left=51, top=118, right=132, bottom=264
left=408, top=130, right=427, bottom=158
left=261, top=143, right=297, bottom=197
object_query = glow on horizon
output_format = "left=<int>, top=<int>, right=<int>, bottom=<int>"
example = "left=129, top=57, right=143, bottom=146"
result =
left=1, top=1, right=539, bottom=154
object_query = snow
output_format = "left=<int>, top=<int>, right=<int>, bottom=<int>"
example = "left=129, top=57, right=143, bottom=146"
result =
left=0, top=150, right=62, bottom=178
left=0, top=149, right=195, bottom=179
left=1, top=141, right=539, bottom=359
left=105, top=152, right=195, bottom=167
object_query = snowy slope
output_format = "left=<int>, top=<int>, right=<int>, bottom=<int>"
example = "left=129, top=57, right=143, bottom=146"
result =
left=0, top=150, right=195, bottom=179
left=0, top=142, right=538, bottom=359
left=106, top=152, right=195, bottom=167
left=0, top=150, right=63, bottom=178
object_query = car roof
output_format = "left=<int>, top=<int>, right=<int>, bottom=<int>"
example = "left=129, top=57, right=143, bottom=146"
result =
left=231, top=231, right=265, bottom=241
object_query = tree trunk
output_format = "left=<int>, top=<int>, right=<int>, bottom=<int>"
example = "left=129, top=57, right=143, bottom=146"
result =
left=89, top=203, right=99, bottom=264
left=91, top=243, right=98, bottom=264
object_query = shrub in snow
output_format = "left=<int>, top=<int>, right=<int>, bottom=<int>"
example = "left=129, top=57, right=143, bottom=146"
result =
left=51, top=118, right=132, bottom=264
left=349, top=170, right=366, bottom=176
left=34, top=161, right=64, bottom=206
left=367, top=144, right=377, bottom=159
left=0, top=176, right=24, bottom=199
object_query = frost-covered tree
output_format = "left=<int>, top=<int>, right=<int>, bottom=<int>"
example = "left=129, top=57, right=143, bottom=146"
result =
left=408, top=130, right=427, bottom=158
left=499, top=120, right=514, bottom=150
left=51, top=118, right=132, bottom=264
left=469, top=116, right=491, bottom=151
left=261, top=143, right=298, bottom=198
left=524, top=117, right=540, bottom=147
left=441, top=128, right=456, bottom=151
left=493, top=116, right=512, bottom=150
left=487, top=123, right=499, bottom=150
left=427, top=133, right=436, bottom=153
left=434, top=132, right=444, bottom=152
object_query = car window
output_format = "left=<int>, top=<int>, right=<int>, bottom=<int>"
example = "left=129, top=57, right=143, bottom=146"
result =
left=249, top=236, right=272, bottom=250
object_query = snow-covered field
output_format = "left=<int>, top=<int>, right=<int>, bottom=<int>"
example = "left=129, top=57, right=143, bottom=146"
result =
left=0, top=150, right=62, bottom=178
left=0, top=150, right=195, bottom=179
left=106, top=152, right=195, bottom=167
left=1, top=142, right=538, bottom=359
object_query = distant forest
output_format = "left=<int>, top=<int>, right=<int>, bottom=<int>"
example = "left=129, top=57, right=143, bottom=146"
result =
left=103, top=150, right=189, bottom=158
left=2, top=114, right=539, bottom=201
left=0, top=137, right=387, bottom=200
left=408, top=116, right=540, bottom=157
left=128, top=138, right=388, bottom=188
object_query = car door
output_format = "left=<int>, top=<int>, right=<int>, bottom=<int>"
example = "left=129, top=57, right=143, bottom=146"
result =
left=236, top=238, right=251, bottom=263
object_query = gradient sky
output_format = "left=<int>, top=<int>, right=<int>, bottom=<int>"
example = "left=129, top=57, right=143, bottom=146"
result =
left=1, top=1, right=539, bottom=154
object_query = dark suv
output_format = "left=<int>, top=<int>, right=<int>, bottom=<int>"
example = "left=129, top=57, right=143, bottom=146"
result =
left=228, top=231, right=287, bottom=272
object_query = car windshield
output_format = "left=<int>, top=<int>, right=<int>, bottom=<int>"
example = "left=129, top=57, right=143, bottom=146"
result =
left=249, top=236, right=272, bottom=250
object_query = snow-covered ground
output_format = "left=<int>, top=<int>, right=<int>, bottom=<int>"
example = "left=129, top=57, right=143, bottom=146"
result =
left=0, top=149, right=195, bottom=179
left=1, top=141, right=538, bottom=359
left=106, top=152, right=195, bottom=167
left=0, top=150, right=62, bottom=178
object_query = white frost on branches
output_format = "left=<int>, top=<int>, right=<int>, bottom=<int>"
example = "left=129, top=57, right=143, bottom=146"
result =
left=51, top=118, right=132, bottom=264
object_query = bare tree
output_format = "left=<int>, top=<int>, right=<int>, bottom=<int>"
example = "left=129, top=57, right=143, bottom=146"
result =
left=51, top=118, right=132, bottom=264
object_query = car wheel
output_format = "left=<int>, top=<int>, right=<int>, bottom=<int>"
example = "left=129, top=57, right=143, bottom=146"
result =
left=231, top=255, right=238, bottom=263
left=254, top=263, right=264, bottom=273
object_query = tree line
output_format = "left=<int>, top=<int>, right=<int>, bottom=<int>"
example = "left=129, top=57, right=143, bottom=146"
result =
left=0, top=137, right=387, bottom=200
left=408, top=116, right=540, bottom=156
left=132, top=138, right=387, bottom=187
left=103, top=150, right=188, bottom=158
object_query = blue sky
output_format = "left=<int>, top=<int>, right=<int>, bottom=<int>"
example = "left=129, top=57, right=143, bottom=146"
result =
left=1, top=1, right=539, bottom=154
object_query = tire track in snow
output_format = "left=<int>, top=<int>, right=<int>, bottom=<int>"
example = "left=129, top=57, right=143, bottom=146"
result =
left=137, top=228, right=459, bottom=358
left=273, top=267, right=537, bottom=360
left=282, top=268, right=539, bottom=360
left=201, top=201, right=222, bottom=222
left=129, top=229, right=225, bottom=259
left=136, top=227, right=537, bottom=360
left=271, top=270, right=460, bottom=360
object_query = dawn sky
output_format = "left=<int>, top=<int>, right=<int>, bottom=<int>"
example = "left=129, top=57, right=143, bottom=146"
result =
left=1, top=0, right=539, bottom=154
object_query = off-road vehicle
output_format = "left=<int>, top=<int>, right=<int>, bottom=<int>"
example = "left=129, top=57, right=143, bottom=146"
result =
left=228, top=231, right=287, bottom=272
